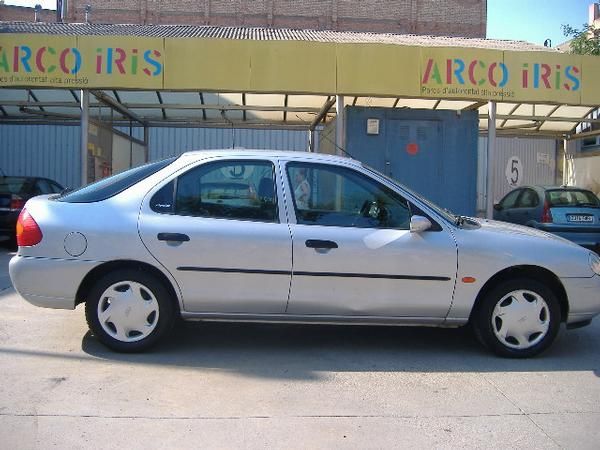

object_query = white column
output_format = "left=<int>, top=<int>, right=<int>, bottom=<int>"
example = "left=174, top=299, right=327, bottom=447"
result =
left=80, top=89, right=89, bottom=186
left=335, top=95, right=344, bottom=155
left=486, top=101, right=497, bottom=219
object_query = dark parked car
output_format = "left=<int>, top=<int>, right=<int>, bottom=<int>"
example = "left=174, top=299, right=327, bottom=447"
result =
left=0, top=176, right=64, bottom=246
left=493, top=185, right=600, bottom=251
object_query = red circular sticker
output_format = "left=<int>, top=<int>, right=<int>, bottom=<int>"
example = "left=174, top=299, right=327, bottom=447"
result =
left=406, top=143, right=419, bottom=155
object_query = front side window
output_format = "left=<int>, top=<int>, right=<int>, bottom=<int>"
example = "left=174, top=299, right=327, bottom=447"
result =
left=151, top=160, right=278, bottom=222
left=286, top=162, right=410, bottom=229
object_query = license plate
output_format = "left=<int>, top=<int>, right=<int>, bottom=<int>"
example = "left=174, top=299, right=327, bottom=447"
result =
left=567, top=215, right=593, bottom=223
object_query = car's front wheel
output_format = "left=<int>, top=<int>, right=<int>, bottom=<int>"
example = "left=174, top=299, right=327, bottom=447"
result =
left=85, top=269, right=176, bottom=352
left=473, top=278, right=561, bottom=358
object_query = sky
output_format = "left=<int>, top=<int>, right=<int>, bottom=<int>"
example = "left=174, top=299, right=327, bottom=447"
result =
left=2, top=0, right=595, bottom=48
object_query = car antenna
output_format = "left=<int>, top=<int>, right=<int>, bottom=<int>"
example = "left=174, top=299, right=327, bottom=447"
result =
left=0, top=167, right=5, bottom=177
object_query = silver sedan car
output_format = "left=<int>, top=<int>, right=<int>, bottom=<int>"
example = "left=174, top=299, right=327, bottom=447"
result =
left=9, top=150, right=600, bottom=357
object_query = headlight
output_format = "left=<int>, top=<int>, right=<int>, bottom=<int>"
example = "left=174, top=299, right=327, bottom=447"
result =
left=590, top=252, right=600, bottom=276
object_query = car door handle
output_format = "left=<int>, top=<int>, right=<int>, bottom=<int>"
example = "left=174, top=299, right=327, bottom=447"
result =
left=305, top=239, right=338, bottom=249
left=157, top=232, right=190, bottom=242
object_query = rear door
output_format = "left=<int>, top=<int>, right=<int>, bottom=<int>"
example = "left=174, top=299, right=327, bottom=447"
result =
left=511, top=188, right=540, bottom=225
left=138, top=157, right=292, bottom=314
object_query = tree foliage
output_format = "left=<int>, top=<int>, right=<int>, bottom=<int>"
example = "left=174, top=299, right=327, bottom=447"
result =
left=562, top=22, right=600, bottom=56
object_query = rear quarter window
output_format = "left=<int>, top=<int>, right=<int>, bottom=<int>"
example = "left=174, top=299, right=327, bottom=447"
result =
left=58, top=158, right=176, bottom=203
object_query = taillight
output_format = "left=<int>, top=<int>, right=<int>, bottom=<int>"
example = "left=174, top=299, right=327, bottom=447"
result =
left=16, top=208, right=43, bottom=247
left=9, top=195, right=26, bottom=211
left=541, top=201, right=553, bottom=223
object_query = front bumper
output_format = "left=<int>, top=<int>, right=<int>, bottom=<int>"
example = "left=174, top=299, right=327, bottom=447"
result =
left=562, top=274, right=600, bottom=325
left=9, top=254, right=101, bottom=310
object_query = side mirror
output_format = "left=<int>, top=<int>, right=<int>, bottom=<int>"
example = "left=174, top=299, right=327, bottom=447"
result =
left=410, top=215, right=432, bottom=233
left=493, top=203, right=502, bottom=211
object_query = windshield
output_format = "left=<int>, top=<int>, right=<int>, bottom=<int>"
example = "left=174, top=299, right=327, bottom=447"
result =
left=58, top=157, right=177, bottom=203
left=360, top=163, right=457, bottom=224
left=546, top=189, right=600, bottom=208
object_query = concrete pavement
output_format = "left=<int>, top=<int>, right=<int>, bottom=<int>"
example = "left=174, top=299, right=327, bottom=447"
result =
left=0, top=248, right=599, bottom=449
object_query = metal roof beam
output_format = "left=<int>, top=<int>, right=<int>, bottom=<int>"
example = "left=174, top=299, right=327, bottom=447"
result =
left=309, top=97, right=336, bottom=131
left=198, top=93, right=207, bottom=121
left=478, top=114, right=600, bottom=124
left=533, top=104, right=561, bottom=132
left=463, top=101, right=486, bottom=110
left=90, top=90, right=146, bottom=125
left=500, top=103, right=522, bottom=128
left=567, top=128, right=600, bottom=140
left=242, top=93, right=247, bottom=121
left=27, top=89, right=44, bottom=112
left=156, top=91, right=167, bottom=120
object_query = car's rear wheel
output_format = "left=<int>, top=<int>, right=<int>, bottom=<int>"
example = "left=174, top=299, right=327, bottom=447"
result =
left=473, top=278, right=561, bottom=358
left=85, top=269, right=175, bottom=352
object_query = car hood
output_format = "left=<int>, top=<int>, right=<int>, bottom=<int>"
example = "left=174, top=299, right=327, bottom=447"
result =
left=469, top=217, right=579, bottom=247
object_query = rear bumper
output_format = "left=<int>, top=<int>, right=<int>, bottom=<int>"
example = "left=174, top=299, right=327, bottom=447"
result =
left=562, top=275, right=600, bottom=324
left=535, top=224, right=600, bottom=248
left=9, top=254, right=101, bottom=310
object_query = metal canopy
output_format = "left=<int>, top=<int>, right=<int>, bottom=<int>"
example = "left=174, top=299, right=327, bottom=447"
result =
left=0, top=88, right=598, bottom=138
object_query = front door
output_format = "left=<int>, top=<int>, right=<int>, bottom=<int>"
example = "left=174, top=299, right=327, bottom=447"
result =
left=138, top=158, right=292, bottom=313
left=284, top=161, right=457, bottom=319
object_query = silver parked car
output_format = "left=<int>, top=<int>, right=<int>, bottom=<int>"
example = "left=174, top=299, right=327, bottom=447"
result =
left=9, top=150, right=600, bottom=357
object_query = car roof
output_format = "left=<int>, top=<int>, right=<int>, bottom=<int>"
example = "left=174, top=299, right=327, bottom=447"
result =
left=537, top=185, right=595, bottom=192
left=178, top=149, right=358, bottom=165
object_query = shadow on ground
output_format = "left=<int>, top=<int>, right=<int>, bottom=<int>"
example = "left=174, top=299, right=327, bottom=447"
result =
left=80, top=319, right=600, bottom=379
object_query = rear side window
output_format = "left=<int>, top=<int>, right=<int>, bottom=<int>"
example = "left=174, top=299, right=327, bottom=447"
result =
left=151, top=160, right=278, bottom=222
left=499, top=189, right=521, bottom=209
left=546, top=189, right=600, bottom=208
left=516, top=189, right=539, bottom=208
left=58, top=158, right=176, bottom=203
left=0, top=177, right=30, bottom=195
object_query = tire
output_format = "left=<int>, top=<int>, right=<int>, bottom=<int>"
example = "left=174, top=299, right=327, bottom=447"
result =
left=472, top=278, right=561, bottom=358
left=85, top=269, right=176, bottom=352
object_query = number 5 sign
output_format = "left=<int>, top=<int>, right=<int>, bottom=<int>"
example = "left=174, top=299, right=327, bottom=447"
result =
left=505, top=156, right=523, bottom=187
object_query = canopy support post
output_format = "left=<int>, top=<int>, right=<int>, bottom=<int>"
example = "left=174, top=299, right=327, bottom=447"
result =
left=336, top=95, right=345, bottom=155
left=80, top=89, right=89, bottom=187
left=486, top=101, right=497, bottom=219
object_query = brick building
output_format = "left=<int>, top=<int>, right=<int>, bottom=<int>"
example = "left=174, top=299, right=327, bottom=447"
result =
left=0, top=4, right=57, bottom=22
left=1, top=0, right=487, bottom=38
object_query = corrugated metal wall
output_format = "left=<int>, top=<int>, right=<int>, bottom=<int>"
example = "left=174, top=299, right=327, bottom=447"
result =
left=1, top=125, right=309, bottom=187
left=0, top=124, right=81, bottom=188
left=148, top=127, right=309, bottom=160
left=477, top=137, right=556, bottom=214
left=344, top=107, right=479, bottom=216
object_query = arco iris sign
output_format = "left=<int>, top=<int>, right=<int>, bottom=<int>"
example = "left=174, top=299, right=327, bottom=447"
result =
left=0, top=34, right=164, bottom=88
left=1, top=32, right=599, bottom=106
left=419, top=48, right=586, bottom=104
